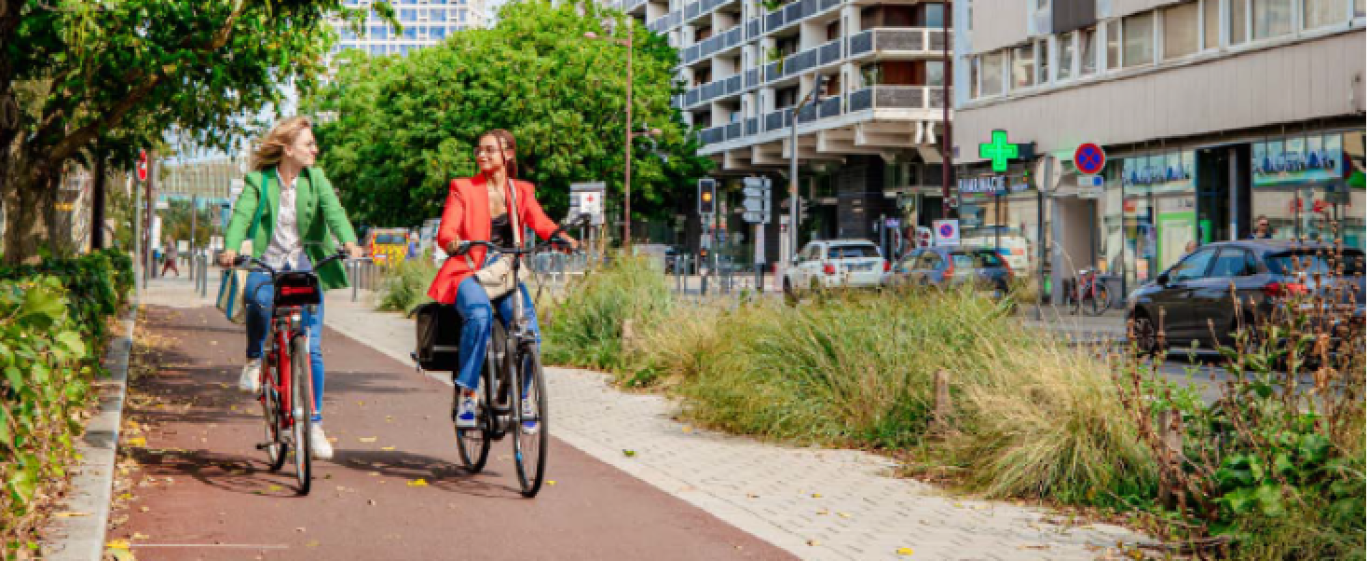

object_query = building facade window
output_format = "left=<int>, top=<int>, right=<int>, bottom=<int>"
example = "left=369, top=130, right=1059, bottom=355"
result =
left=1011, top=44, right=1035, bottom=89
left=1230, top=0, right=1250, bottom=43
left=1163, top=3, right=1199, bottom=60
left=1253, top=0, right=1294, bottom=39
left=1202, top=0, right=1220, bottom=49
left=1356, top=0, right=1365, bottom=18
left=1106, top=20, right=1122, bottom=69
left=1036, top=40, right=1049, bottom=84
left=1304, top=0, right=1349, bottom=28
left=1122, top=12, right=1155, bottom=67
left=981, top=51, right=1005, bottom=96
left=970, top=56, right=981, bottom=98
left=1057, top=32, right=1075, bottom=81
left=1080, top=27, right=1098, bottom=75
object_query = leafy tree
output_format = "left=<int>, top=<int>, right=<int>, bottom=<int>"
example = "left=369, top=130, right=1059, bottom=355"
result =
left=306, top=0, right=712, bottom=236
left=0, top=0, right=390, bottom=264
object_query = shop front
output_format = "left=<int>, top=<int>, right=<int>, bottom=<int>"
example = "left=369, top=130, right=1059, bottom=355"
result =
left=1249, top=130, right=1365, bottom=249
left=955, top=170, right=1040, bottom=276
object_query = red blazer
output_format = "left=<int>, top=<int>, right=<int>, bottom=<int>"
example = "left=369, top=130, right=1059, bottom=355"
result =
left=427, top=174, right=560, bottom=304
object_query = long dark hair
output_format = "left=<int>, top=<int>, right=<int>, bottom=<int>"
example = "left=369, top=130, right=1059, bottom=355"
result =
left=481, top=129, right=519, bottom=179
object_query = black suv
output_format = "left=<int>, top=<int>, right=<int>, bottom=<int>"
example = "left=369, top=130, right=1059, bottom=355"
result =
left=1125, top=240, right=1364, bottom=355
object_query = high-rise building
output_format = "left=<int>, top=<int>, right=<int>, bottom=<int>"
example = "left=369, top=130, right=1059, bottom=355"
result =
left=952, top=0, right=1364, bottom=302
left=619, top=0, right=954, bottom=262
left=331, top=0, right=488, bottom=58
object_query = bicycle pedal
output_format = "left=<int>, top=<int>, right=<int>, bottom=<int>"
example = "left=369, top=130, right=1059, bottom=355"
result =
left=255, top=442, right=275, bottom=450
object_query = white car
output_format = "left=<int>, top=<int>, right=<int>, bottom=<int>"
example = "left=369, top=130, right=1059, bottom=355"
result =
left=783, top=240, right=888, bottom=296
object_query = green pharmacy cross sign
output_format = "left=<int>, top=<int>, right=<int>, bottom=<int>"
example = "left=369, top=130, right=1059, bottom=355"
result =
left=979, top=130, right=1021, bottom=173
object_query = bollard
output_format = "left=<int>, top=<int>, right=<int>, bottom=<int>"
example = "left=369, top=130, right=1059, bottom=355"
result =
left=351, top=261, right=359, bottom=302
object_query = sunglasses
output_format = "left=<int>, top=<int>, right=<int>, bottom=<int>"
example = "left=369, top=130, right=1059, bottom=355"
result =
left=474, top=146, right=509, bottom=157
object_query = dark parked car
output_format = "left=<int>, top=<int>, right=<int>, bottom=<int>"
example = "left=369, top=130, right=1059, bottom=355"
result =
left=884, top=246, right=1014, bottom=296
left=1125, top=240, right=1365, bottom=355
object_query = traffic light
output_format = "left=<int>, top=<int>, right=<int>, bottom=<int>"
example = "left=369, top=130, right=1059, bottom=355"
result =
left=698, top=178, right=716, bottom=216
left=136, top=149, right=149, bottom=182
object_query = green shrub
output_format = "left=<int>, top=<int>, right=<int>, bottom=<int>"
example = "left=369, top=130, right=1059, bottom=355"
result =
left=375, top=259, right=438, bottom=314
left=541, top=254, right=674, bottom=371
left=0, top=249, right=131, bottom=555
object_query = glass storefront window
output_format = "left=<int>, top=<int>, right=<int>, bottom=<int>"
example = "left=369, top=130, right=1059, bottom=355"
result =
left=1252, top=132, right=1365, bottom=250
left=1121, top=151, right=1197, bottom=287
left=1106, top=20, right=1121, bottom=69
left=1123, top=12, right=1155, bottom=67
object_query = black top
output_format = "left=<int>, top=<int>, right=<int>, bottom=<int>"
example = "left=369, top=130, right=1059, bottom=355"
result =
left=489, top=214, right=514, bottom=248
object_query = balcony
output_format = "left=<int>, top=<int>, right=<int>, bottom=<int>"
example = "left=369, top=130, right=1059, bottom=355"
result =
left=726, top=121, right=743, bottom=140
left=847, top=28, right=951, bottom=59
left=764, top=108, right=792, bottom=132
left=683, top=74, right=746, bottom=108
left=698, top=125, right=727, bottom=146
left=684, top=0, right=735, bottom=25
left=648, top=13, right=676, bottom=33
left=760, top=0, right=841, bottom=35
left=761, top=38, right=841, bottom=86
left=845, top=85, right=949, bottom=112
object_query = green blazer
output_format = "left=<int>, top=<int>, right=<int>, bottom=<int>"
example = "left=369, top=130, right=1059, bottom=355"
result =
left=224, top=167, right=358, bottom=290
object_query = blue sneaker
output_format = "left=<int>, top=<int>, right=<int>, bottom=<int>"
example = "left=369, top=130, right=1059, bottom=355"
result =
left=520, top=398, right=539, bottom=435
left=455, top=394, right=478, bottom=429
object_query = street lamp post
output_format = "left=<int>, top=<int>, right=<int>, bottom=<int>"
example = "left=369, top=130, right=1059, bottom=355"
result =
left=787, top=75, right=826, bottom=265
left=587, top=22, right=661, bottom=251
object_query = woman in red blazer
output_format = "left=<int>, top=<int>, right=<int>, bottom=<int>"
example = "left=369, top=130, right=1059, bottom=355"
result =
left=427, top=129, right=578, bottom=431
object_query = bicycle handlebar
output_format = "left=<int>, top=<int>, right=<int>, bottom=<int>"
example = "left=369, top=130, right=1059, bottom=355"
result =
left=451, top=214, right=590, bottom=257
left=233, top=249, right=352, bottom=276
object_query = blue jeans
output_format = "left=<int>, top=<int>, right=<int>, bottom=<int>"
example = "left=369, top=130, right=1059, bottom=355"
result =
left=245, top=270, right=326, bottom=422
left=452, top=276, right=540, bottom=392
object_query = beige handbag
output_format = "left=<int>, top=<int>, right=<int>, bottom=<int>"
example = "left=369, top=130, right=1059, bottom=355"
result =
left=463, top=179, right=522, bottom=300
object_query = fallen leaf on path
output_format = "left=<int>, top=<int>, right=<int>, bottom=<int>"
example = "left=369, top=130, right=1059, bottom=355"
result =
left=837, top=512, right=852, bottom=519
left=816, top=509, right=829, bottom=515
left=368, top=499, right=377, bottom=506
left=125, top=437, right=146, bottom=447
left=54, top=511, right=91, bottom=518
left=807, top=540, right=821, bottom=546
left=295, top=527, right=306, bottom=533
left=681, top=426, right=693, bottom=433
left=306, top=541, right=320, bottom=548
left=622, top=449, right=636, bottom=457
left=547, top=480, right=556, bottom=486
left=106, top=539, right=130, bottom=550
left=139, top=507, right=150, bottom=513
left=407, top=479, right=428, bottom=487
left=268, top=485, right=283, bottom=492
left=381, top=446, right=396, bottom=451
left=358, top=437, right=377, bottom=443
left=896, top=547, right=914, bottom=556
left=132, top=532, right=150, bottom=541
left=811, top=493, right=822, bottom=498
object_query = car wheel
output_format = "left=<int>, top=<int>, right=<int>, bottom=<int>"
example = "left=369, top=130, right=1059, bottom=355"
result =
left=1131, top=311, right=1164, bottom=358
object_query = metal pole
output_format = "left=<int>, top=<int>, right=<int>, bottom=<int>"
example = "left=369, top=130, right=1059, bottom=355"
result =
left=941, top=0, right=953, bottom=218
left=190, top=194, right=199, bottom=282
left=788, top=105, right=801, bottom=266
left=623, top=25, right=634, bottom=250
left=1038, top=158, right=1051, bottom=310
left=133, top=176, right=142, bottom=293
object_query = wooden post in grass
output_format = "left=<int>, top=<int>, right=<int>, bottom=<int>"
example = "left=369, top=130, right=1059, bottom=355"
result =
left=1156, top=408, right=1184, bottom=509
left=622, top=319, right=636, bottom=353
left=932, top=369, right=952, bottom=434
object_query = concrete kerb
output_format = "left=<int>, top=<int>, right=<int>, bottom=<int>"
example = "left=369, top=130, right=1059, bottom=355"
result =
left=41, top=292, right=139, bottom=560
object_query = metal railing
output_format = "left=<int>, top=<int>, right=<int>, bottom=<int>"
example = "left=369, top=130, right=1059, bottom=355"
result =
left=847, top=28, right=951, bottom=58
left=845, top=85, right=949, bottom=111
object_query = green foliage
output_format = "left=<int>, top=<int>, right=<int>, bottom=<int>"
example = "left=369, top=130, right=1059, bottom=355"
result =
left=375, top=258, right=438, bottom=314
left=0, top=249, right=132, bottom=555
left=541, top=255, right=674, bottom=371
left=543, top=276, right=1156, bottom=506
left=306, top=0, right=713, bottom=231
left=158, top=199, right=216, bottom=250
left=2, top=0, right=385, bottom=262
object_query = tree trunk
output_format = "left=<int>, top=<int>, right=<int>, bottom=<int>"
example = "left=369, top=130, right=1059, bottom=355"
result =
left=3, top=167, right=57, bottom=265
left=90, top=157, right=107, bottom=250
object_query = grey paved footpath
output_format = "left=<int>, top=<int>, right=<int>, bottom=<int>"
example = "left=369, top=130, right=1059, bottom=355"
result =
left=145, top=275, right=1147, bottom=560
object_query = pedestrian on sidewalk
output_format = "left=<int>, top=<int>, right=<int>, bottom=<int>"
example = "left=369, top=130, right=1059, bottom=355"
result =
left=161, top=240, right=181, bottom=277
left=218, top=116, right=364, bottom=461
left=428, top=129, right=579, bottom=433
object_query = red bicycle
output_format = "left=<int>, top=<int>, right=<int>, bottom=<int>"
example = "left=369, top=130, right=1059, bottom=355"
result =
left=1070, top=268, right=1113, bottom=317
left=237, top=249, right=347, bottom=495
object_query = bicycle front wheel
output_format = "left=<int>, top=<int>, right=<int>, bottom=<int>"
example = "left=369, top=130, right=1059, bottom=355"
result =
left=512, top=347, right=548, bottom=498
left=453, top=379, right=491, bottom=473
left=290, top=335, right=313, bottom=495
left=1085, top=283, right=1112, bottom=317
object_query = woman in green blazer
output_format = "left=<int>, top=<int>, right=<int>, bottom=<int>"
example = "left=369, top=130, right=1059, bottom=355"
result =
left=221, top=116, right=362, bottom=461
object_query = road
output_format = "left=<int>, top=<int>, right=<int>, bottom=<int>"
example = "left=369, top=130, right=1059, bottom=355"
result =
left=110, top=305, right=793, bottom=560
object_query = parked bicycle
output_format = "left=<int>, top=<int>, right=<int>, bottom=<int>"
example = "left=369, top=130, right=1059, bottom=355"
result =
left=235, top=249, right=349, bottom=495
left=1070, top=267, right=1113, bottom=317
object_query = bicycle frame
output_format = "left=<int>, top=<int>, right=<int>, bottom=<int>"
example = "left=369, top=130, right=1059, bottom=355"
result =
left=264, top=306, right=308, bottom=427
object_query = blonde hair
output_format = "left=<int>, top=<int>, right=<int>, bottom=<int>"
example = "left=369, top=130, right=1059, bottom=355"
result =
left=250, top=116, right=313, bottom=171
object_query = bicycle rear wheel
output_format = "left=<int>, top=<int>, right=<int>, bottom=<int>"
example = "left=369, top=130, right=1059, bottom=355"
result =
left=1085, top=283, right=1112, bottom=317
left=260, top=360, right=287, bottom=472
left=512, top=347, right=548, bottom=498
left=290, top=335, right=313, bottom=495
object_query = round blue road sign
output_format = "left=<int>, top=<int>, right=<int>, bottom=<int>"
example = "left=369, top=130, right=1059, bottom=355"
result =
left=1074, top=143, right=1106, bottom=175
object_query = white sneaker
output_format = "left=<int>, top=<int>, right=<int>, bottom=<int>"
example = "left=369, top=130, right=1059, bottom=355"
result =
left=520, top=398, right=539, bottom=435
left=239, top=359, right=262, bottom=394
left=455, top=393, right=478, bottom=429
left=310, top=423, right=333, bottom=460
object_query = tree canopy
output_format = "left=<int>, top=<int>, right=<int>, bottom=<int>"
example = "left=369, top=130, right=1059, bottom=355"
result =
left=305, top=0, right=712, bottom=233
left=0, top=0, right=384, bottom=262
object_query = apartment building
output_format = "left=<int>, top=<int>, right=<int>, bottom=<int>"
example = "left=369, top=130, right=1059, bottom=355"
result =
left=618, top=0, right=954, bottom=261
left=953, top=0, right=1364, bottom=299
left=331, top=0, right=487, bottom=58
